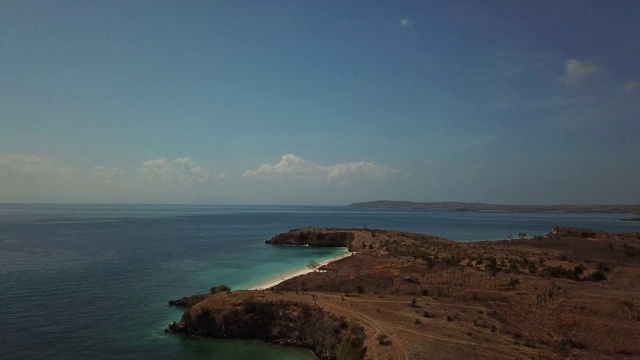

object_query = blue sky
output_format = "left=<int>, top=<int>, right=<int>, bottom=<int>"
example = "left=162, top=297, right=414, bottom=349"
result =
left=1, top=1, right=639, bottom=205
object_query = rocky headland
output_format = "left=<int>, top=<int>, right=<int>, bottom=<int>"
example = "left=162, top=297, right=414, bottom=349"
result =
left=168, top=227, right=640, bottom=359
left=266, top=229, right=355, bottom=248
left=169, top=296, right=366, bottom=360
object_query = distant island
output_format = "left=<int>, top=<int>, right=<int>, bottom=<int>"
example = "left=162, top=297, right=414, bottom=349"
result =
left=348, top=200, right=640, bottom=214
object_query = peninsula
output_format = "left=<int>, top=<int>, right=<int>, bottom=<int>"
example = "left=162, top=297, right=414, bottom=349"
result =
left=348, top=200, right=640, bottom=214
left=169, top=227, right=640, bottom=359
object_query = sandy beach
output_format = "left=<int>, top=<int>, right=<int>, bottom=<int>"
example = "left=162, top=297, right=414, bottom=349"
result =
left=249, top=250, right=353, bottom=290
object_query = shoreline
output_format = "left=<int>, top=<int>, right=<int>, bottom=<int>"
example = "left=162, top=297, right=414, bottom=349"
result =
left=248, top=249, right=354, bottom=290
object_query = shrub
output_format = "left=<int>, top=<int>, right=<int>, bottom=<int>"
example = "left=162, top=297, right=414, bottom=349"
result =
left=589, top=270, right=607, bottom=282
left=508, top=278, right=520, bottom=290
left=623, top=243, right=639, bottom=257
left=193, top=306, right=215, bottom=329
left=336, top=336, right=366, bottom=360
left=423, top=311, right=436, bottom=318
left=210, top=284, right=231, bottom=294
left=376, top=333, right=390, bottom=345
left=543, top=266, right=583, bottom=281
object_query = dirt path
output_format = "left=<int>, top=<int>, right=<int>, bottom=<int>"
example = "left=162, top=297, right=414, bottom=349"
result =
left=316, top=293, right=540, bottom=359
left=320, top=297, right=409, bottom=360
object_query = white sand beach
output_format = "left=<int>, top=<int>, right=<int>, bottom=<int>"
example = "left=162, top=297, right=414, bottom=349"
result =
left=249, top=250, right=354, bottom=290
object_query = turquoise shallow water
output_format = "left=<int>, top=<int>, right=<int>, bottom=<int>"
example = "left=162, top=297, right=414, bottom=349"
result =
left=1, top=204, right=638, bottom=359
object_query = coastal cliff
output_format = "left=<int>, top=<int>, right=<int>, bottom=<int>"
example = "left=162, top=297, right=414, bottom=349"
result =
left=169, top=294, right=366, bottom=360
left=266, top=229, right=355, bottom=250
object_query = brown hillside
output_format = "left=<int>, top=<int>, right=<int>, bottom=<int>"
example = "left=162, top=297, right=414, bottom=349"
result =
left=170, top=227, right=640, bottom=359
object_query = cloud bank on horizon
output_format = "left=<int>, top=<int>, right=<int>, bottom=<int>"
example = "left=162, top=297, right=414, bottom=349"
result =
left=0, top=153, right=397, bottom=204
left=243, top=154, right=396, bottom=185
left=1, top=2, right=639, bottom=205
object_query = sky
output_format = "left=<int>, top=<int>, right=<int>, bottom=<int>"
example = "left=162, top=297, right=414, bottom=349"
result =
left=1, top=0, right=639, bottom=205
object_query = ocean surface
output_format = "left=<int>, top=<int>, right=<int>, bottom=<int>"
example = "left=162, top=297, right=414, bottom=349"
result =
left=1, top=204, right=639, bottom=359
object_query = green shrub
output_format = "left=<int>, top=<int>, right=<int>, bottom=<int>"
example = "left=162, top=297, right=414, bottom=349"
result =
left=336, top=336, right=366, bottom=360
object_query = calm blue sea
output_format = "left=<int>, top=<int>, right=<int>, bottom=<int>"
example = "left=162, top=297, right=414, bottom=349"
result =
left=1, top=204, right=638, bottom=359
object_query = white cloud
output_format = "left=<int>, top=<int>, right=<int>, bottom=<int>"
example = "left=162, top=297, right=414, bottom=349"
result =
left=91, top=166, right=123, bottom=185
left=242, top=154, right=396, bottom=185
left=400, top=18, right=413, bottom=28
left=138, top=157, right=210, bottom=185
left=0, top=154, right=74, bottom=176
left=625, top=81, right=640, bottom=95
left=215, top=173, right=231, bottom=185
left=562, top=58, right=601, bottom=85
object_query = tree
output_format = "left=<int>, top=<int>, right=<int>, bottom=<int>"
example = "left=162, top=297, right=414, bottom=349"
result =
left=337, top=336, right=366, bottom=360
left=508, top=278, right=520, bottom=291
left=547, top=281, right=561, bottom=305
left=487, top=257, right=500, bottom=288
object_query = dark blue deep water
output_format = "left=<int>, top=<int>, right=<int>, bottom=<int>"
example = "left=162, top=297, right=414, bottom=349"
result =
left=1, top=204, right=638, bottom=359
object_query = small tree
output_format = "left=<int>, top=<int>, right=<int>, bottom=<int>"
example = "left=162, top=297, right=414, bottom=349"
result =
left=337, top=336, right=366, bottom=360
left=508, top=278, right=520, bottom=291
left=487, top=257, right=500, bottom=288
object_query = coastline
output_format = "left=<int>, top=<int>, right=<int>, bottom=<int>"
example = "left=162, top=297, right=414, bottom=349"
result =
left=248, top=249, right=353, bottom=290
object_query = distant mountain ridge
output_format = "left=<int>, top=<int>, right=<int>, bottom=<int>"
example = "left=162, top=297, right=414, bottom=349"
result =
left=347, top=200, right=640, bottom=214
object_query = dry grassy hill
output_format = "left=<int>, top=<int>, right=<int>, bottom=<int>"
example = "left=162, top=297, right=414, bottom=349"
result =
left=169, top=227, right=640, bottom=359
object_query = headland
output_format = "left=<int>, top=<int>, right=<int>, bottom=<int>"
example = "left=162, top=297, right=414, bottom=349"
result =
left=348, top=200, right=640, bottom=214
left=168, top=227, right=640, bottom=359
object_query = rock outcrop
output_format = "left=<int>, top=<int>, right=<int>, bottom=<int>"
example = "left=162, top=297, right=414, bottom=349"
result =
left=266, top=229, right=355, bottom=249
left=169, top=297, right=366, bottom=360
left=168, top=297, right=188, bottom=306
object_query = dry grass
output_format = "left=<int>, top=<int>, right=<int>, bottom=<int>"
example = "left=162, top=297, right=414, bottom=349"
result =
left=186, top=227, right=640, bottom=359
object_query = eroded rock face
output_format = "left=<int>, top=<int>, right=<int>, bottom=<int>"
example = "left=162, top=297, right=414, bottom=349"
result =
left=168, top=297, right=188, bottom=306
left=169, top=299, right=365, bottom=360
left=266, top=230, right=355, bottom=249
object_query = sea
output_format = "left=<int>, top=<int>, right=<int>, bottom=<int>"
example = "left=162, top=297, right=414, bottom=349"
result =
left=1, top=204, right=639, bottom=360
